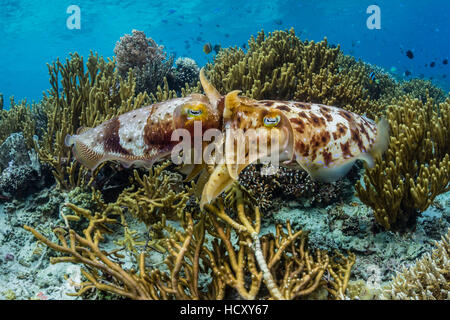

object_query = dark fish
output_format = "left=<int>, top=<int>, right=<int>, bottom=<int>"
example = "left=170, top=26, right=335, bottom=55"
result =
left=213, top=44, right=221, bottom=54
left=162, top=19, right=168, bottom=24
left=168, top=9, right=176, bottom=14
left=242, top=43, right=247, bottom=49
left=216, top=24, right=220, bottom=27
left=274, top=18, right=283, bottom=25
left=406, top=50, right=414, bottom=59
left=225, top=33, right=230, bottom=38
left=443, top=59, right=448, bottom=65
left=369, top=72, right=380, bottom=84
left=203, top=43, right=212, bottom=54
left=404, top=70, right=411, bottom=76
left=430, top=61, right=436, bottom=67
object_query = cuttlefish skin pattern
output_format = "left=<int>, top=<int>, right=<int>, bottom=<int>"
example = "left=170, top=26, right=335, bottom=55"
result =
left=65, top=94, right=221, bottom=170
left=258, top=99, right=384, bottom=173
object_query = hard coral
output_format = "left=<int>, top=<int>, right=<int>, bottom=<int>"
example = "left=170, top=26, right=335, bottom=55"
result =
left=114, top=30, right=174, bottom=96
left=114, top=30, right=166, bottom=77
left=384, top=228, right=450, bottom=300
left=24, top=183, right=355, bottom=300
left=239, top=164, right=358, bottom=211
left=171, top=57, right=200, bottom=92
left=206, top=28, right=386, bottom=118
left=356, top=95, right=450, bottom=231
left=36, top=51, right=150, bottom=190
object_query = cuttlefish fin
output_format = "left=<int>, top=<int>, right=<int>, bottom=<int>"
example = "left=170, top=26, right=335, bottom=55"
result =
left=200, top=68, right=222, bottom=108
left=200, top=163, right=234, bottom=209
left=298, top=160, right=356, bottom=183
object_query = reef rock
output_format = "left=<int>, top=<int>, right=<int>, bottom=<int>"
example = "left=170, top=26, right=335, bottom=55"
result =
left=0, top=133, right=44, bottom=198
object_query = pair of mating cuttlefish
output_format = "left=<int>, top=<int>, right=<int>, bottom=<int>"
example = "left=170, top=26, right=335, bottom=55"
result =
left=66, top=69, right=389, bottom=208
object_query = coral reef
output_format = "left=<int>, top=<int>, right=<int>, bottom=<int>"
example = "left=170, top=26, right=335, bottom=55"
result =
left=383, top=228, right=449, bottom=300
left=400, top=79, right=447, bottom=104
left=356, top=95, right=450, bottom=231
left=170, top=57, right=200, bottom=92
left=24, top=179, right=356, bottom=300
left=238, top=164, right=358, bottom=212
left=0, top=133, right=47, bottom=198
left=35, top=51, right=150, bottom=190
left=205, top=28, right=386, bottom=118
left=0, top=97, right=36, bottom=149
left=114, top=30, right=174, bottom=96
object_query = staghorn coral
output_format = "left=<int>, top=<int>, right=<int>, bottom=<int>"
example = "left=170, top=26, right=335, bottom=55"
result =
left=206, top=28, right=385, bottom=118
left=35, top=51, right=150, bottom=190
left=238, top=164, right=358, bottom=211
left=383, top=228, right=449, bottom=300
left=356, top=95, right=450, bottom=231
left=24, top=180, right=355, bottom=300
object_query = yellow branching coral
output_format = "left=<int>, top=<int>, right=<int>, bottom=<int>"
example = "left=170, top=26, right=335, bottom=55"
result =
left=24, top=181, right=355, bottom=300
left=0, top=97, right=36, bottom=149
left=383, top=228, right=450, bottom=300
left=206, top=28, right=384, bottom=118
left=356, top=95, right=450, bottom=231
left=116, top=162, right=194, bottom=225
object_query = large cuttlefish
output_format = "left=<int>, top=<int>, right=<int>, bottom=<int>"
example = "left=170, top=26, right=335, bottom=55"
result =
left=65, top=69, right=224, bottom=178
left=200, top=90, right=390, bottom=207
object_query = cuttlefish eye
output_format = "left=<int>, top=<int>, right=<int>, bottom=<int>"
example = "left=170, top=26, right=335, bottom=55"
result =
left=263, top=115, right=281, bottom=127
left=187, top=109, right=203, bottom=118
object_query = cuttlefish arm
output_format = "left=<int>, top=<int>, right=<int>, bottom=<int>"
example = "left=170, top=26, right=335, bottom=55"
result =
left=200, top=94, right=390, bottom=207
left=200, top=91, right=294, bottom=208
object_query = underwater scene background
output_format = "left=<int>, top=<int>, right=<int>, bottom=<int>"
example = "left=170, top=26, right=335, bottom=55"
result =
left=0, top=0, right=448, bottom=300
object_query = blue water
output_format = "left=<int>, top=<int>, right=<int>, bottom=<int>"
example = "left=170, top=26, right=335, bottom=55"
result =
left=0, top=0, right=449, bottom=108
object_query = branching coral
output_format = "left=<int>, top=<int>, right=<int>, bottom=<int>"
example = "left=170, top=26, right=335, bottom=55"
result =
left=356, top=95, right=450, bottom=231
left=0, top=97, right=36, bottom=149
left=383, top=228, right=449, bottom=300
left=24, top=180, right=355, bottom=300
left=206, top=28, right=385, bottom=118
left=116, top=162, right=194, bottom=226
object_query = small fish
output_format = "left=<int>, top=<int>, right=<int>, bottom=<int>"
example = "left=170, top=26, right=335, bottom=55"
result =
left=213, top=44, right=221, bottom=54
left=404, top=70, right=412, bottom=77
left=274, top=18, right=283, bottom=25
left=168, top=9, right=176, bottom=14
left=369, top=72, right=380, bottom=84
left=430, top=61, right=436, bottom=67
left=203, top=43, right=212, bottom=54
left=406, top=50, right=414, bottom=59
left=443, top=59, right=448, bottom=65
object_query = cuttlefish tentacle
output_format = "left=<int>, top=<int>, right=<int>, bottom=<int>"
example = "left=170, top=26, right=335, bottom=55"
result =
left=200, top=93, right=389, bottom=207
left=66, top=68, right=224, bottom=172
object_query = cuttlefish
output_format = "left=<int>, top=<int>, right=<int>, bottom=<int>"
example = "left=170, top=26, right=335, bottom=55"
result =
left=65, top=69, right=224, bottom=180
left=200, top=90, right=390, bottom=207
